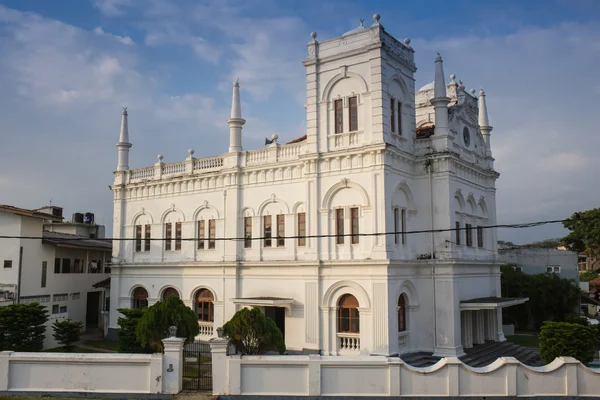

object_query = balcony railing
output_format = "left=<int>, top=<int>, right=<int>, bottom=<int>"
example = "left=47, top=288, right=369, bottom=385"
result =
left=337, top=332, right=360, bottom=353
left=198, top=321, right=214, bottom=337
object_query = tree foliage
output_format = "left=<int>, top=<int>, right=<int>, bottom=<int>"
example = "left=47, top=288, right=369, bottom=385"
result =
left=501, top=265, right=581, bottom=330
left=222, top=307, right=286, bottom=355
left=521, top=238, right=562, bottom=249
left=0, top=303, right=48, bottom=351
left=52, top=318, right=83, bottom=351
left=117, top=308, right=152, bottom=353
left=580, top=270, right=599, bottom=282
left=562, top=208, right=600, bottom=258
left=135, top=295, right=199, bottom=353
left=539, top=321, right=596, bottom=364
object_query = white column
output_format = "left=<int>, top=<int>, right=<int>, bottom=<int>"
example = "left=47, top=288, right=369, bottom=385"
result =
left=209, top=337, right=229, bottom=395
left=473, top=310, right=485, bottom=345
left=162, top=337, right=185, bottom=394
left=496, top=307, right=506, bottom=342
left=463, top=311, right=473, bottom=349
left=484, top=310, right=495, bottom=341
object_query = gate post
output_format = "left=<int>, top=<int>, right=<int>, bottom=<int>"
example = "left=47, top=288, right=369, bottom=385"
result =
left=162, top=336, right=185, bottom=394
left=209, top=337, right=229, bottom=395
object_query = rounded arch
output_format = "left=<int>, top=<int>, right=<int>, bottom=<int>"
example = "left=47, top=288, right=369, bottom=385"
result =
left=397, top=279, right=419, bottom=307
left=128, top=284, right=151, bottom=298
left=478, top=197, right=489, bottom=218
left=189, top=285, right=218, bottom=302
left=160, top=205, right=185, bottom=224
left=322, top=280, right=371, bottom=309
left=241, top=206, right=256, bottom=217
left=466, top=194, right=478, bottom=215
left=257, top=195, right=290, bottom=216
left=322, top=179, right=371, bottom=209
left=192, top=201, right=220, bottom=220
left=387, top=74, right=409, bottom=98
left=392, top=180, right=417, bottom=211
left=292, top=201, right=306, bottom=214
left=158, top=285, right=181, bottom=299
left=454, top=189, right=466, bottom=212
left=131, top=209, right=154, bottom=225
left=321, top=71, right=369, bottom=102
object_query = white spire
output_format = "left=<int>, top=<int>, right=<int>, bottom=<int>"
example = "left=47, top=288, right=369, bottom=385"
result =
left=431, top=54, right=450, bottom=136
left=433, top=53, right=447, bottom=98
left=228, top=78, right=245, bottom=152
left=116, top=107, right=132, bottom=171
left=478, top=88, right=493, bottom=153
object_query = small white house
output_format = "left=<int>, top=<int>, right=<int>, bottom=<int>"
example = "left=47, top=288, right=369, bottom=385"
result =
left=0, top=204, right=111, bottom=348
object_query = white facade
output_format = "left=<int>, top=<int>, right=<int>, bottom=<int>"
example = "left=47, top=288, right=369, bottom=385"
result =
left=0, top=205, right=110, bottom=348
left=498, top=247, right=579, bottom=282
left=110, top=15, right=515, bottom=357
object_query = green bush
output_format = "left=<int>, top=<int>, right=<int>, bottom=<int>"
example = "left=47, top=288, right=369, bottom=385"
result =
left=52, top=318, right=84, bottom=351
left=117, top=308, right=152, bottom=353
left=564, top=313, right=589, bottom=326
left=222, top=307, right=285, bottom=355
left=539, top=321, right=596, bottom=364
left=0, top=303, right=48, bottom=351
left=580, top=270, right=599, bottom=282
left=135, top=295, right=199, bottom=353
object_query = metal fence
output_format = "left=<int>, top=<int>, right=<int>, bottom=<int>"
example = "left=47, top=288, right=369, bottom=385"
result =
left=182, top=340, right=212, bottom=391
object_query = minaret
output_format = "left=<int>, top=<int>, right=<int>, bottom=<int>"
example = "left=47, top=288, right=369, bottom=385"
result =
left=431, top=54, right=450, bottom=136
left=478, top=88, right=493, bottom=154
left=116, top=107, right=132, bottom=171
left=228, top=78, right=245, bottom=152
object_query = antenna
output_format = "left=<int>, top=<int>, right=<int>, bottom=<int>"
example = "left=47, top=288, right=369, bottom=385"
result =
left=49, top=198, right=52, bottom=206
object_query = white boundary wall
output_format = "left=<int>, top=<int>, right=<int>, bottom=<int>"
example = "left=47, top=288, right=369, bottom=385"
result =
left=0, top=337, right=185, bottom=394
left=210, top=340, right=600, bottom=397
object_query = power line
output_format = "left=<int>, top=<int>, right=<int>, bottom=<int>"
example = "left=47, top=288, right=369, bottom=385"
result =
left=0, top=215, right=597, bottom=242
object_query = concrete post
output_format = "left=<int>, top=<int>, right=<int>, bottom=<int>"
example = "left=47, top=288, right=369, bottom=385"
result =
left=162, top=337, right=185, bottom=394
left=0, top=351, right=12, bottom=390
left=209, top=337, right=230, bottom=395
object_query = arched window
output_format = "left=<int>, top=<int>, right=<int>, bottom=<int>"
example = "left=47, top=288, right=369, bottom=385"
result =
left=195, top=289, right=214, bottom=322
left=337, top=294, right=359, bottom=333
left=398, top=294, right=407, bottom=332
left=162, top=287, right=179, bottom=300
left=132, top=287, right=148, bottom=309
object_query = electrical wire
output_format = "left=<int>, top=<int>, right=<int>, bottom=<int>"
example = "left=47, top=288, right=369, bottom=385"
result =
left=0, top=215, right=597, bottom=242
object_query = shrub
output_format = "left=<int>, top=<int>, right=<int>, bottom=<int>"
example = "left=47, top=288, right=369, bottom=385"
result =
left=564, top=313, right=589, bottom=326
left=0, top=303, right=48, bottom=351
left=580, top=270, right=599, bottom=282
left=52, top=318, right=84, bottom=351
left=135, top=295, right=199, bottom=353
left=539, top=321, right=596, bottom=364
left=222, top=307, right=285, bottom=355
left=117, top=308, right=152, bottom=353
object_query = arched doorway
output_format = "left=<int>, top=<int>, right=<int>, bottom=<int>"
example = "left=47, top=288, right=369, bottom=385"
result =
left=195, top=289, right=215, bottom=337
left=162, top=287, right=179, bottom=300
left=132, top=287, right=148, bottom=309
left=398, top=293, right=409, bottom=352
left=337, top=294, right=360, bottom=352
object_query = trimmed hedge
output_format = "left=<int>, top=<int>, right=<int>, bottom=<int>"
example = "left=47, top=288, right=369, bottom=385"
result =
left=539, top=321, right=596, bottom=364
left=0, top=303, right=48, bottom=351
left=116, top=308, right=152, bottom=353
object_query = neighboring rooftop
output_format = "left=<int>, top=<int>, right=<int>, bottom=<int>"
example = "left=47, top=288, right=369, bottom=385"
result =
left=0, top=205, right=62, bottom=222
left=42, top=231, right=111, bottom=250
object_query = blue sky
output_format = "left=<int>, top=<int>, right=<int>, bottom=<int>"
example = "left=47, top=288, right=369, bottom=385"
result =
left=0, top=0, right=599, bottom=244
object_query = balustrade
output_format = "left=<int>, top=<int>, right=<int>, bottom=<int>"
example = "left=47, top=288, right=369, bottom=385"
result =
left=337, top=332, right=360, bottom=353
left=194, top=156, right=223, bottom=171
left=246, top=148, right=269, bottom=165
left=398, top=331, right=409, bottom=352
left=198, top=321, right=214, bottom=337
left=162, top=162, right=186, bottom=176
left=130, top=167, right=154, bottom=181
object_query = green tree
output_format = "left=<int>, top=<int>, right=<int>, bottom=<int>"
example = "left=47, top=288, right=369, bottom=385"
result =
left=539, top=321, right=596, bottom=364
left=135, top=295, right=199, bottom=353
left=562, top=208, right=600, bottom=258
left=0, top=303, right=48, bottom=351
left=117, top=308, right=152, bottom=353
left=580, top=270, right=599, bottom=282
left=501, top=265, right=581, bottom=329
left=52, top=318, right=84, bottom=351
left=222, top=307, right=285, bottom=355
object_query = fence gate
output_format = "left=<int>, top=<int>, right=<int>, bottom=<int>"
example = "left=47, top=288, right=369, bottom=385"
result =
left=182, top=341, right=212, bottom=391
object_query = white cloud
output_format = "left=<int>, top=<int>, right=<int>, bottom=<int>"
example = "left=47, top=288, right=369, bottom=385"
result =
left=144, top=25, right=220, bottom=64
left=93, top=0, right=132, bottom=16
left=94, top=26, right=135, bottom=45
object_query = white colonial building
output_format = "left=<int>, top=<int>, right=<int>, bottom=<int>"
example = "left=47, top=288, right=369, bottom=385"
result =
left=109, top=15, right=524, bottom=357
